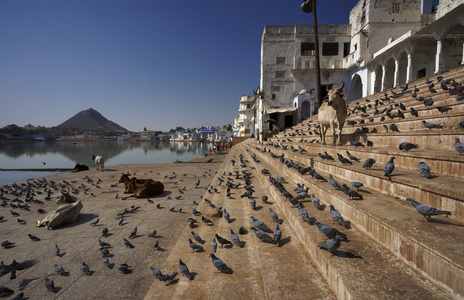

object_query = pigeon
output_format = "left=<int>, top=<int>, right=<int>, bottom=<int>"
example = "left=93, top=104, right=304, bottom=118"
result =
left=297, top=203, right=316, bottom=225
left=201, top=216, right=214, bottom=226
left=28, top=234, right=40, bottom=241
left=188, top=239, right=204, bottom=253
left=454, top=138, right=464, bottom=155
left=0, top=285, right=14, bottom=297
left=459, top=120, right=464, bottom=129
left=406, top=198, right=451, bottom=221
left=211, top=238, right=217, bottom=253
left=81, top=262, right=92, bottom=275
left=149, top=267, right=163, bottom=279
left=102, top=256, right=111, bottom=268
left=269, top=208, right=282, bottom=224
left=346, top=151, right=360, bottom=162
left=129, top=227, right=137, bottom=239
left=341, top=184, right=363, bottom=200
left=191, top=231, right=205, bottom=244
left=384, top=156, right=396, bottom=178
left=349, top=140, right=364, bottom=147
left=54, top=264, right=65, bottom=275
left=100, top=247, right=111, bottom=257
left=350, top=181, right=364, bottom=191
left=422, top=120, right=443, bottom=130
left=262, top=195, right=269, bottom=203
left=273, top=224, right=282, bottom=245
left=329, top=174, right=343, bottom=190
left=215, top=233, right=231, bottom=248
left=311, top=194, right=322, bottom=210
left=317, top=235, right=341, bottom=257
left=54, top=245, right=60, bottom=256
left=118, top=264, right=132, bottom=274
left=90, top=218, right=99, bottom=226
left=315, top=222, right=348, bottom=241
left=409, top=107, right=419, bottom=117
left=102, top=227, right=109, bottom=237
left=223, top=209, right=230, bottom=223
left=399, top=142, right=418, bottom=151
left=249, top=197, right=256, bottom=210
left=250, top=226, right=274, bottom=243
left=148, top=230, right=157, bottom=238
left=250, top=216, right=272, bottom=233
left=118, top=217, right=124, bottom=226
left=418, top=162, right=432, bottom=179
left=1, top=241, right=15, bottom=249
left=123, top=238, right=135, bottom=248
left=437, top=106, right=452, bottom=113
left=389, top=123, right=400, bottom=132
left=329, top=205, right=350, bottom=228
left=366, top=139, right=373, bottom=148
left=230, top=229, right=243, bottom=248
left=10, top=292, right=24, bottom=300
left=44, top=278, right=55, bottom=292
left=238, top=226, right=247, bottom=234
left=362, top=158, right=376, bottom=170
left=337, top=153, right=352, bottom=165
left=209, top=254, right=233, bottom=274
left=178, top=259, right=194, bottom=280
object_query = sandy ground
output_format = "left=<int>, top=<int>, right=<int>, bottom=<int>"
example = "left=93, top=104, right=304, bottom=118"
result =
left=0, top=153, right=225, bottom=299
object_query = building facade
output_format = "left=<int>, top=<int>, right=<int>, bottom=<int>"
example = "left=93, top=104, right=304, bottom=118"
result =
left=248, top=0, right=464, bottom=141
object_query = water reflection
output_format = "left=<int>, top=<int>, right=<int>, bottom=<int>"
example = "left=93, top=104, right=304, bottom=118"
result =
left=0, top=141, right=212, bottom=170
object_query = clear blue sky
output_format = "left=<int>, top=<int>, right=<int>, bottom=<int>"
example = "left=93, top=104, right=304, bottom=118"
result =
left=0, top=0, right=358, bottom=132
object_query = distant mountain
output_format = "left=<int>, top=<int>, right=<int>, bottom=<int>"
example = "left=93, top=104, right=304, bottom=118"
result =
left=57, top=108, right=128, bottom=132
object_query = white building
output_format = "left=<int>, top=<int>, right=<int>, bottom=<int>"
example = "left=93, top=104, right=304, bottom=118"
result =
left=233, top=95, right=257, bottom=137
left=252, top=0, right=464, bottom=141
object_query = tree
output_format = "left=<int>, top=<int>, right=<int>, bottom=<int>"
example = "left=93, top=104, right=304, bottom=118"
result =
left=225, top=124, right=232, bottom=131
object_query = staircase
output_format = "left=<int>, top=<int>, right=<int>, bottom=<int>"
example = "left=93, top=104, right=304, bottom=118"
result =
left=246, top=65, right=464, bottom=298
left=144, top=66, right=464, bottom=300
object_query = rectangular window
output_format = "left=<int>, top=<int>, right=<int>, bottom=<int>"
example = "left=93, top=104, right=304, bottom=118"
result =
left=343, top=42, right=350, bottom=57
left=272, top=86, right=281, bottom=92
left=322, top=42, right=339, bottom=56
left=301, top=42, right=315, bottom=56
left=276, top=57, right=286, bottom=64
left=275, top=71, right=285, bottom=78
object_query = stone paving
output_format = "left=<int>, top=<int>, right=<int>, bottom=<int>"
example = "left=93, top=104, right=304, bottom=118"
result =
left=0, top=153, right=224, bottom=299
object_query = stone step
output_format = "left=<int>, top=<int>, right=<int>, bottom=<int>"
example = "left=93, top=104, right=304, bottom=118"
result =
left=267, top=137, right=464, bottom=179
left=314, top=141, right=463, bottom=179
left=144, top=146, right=336, bottom=299
left=261, top=145, right=464, bottom=219
left=240, top=141, right=457, bottom=299
left=245, top=139, right=464, bottom=298
left=271, top=128, right=464, bottom=153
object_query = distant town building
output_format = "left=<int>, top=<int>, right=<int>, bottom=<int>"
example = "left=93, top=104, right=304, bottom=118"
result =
left=233, top=95, right=257, bottom=137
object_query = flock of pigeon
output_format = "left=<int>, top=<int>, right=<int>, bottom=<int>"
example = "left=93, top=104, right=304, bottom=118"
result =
left=150, top=152, right=290, bottom=285
left=0, top=168, right=216, bottom=299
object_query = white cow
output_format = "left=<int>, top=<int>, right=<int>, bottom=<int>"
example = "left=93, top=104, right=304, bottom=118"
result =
left=90, top=155, right=105, bottom=171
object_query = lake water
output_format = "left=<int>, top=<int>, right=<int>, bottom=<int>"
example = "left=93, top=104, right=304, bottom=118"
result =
left=0, top=140, right=213, bottom=185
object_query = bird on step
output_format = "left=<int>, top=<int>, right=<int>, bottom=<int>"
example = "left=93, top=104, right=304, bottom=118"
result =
left=405, top=198, right=451, bottom=221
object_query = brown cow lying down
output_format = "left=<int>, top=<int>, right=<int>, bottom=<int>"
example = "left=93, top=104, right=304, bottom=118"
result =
left=122, top=180, right=165, bottom=199
left=37, top=190, right=83, bottom=230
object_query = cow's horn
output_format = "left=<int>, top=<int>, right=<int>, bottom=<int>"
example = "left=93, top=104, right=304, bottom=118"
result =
left=326, top=84, right=333, bottom=91
left=340, top=81, right=345, bottom=90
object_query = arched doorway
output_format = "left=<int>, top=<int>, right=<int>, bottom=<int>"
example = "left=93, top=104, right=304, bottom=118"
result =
left=350, top=74, right=363, bottom=102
